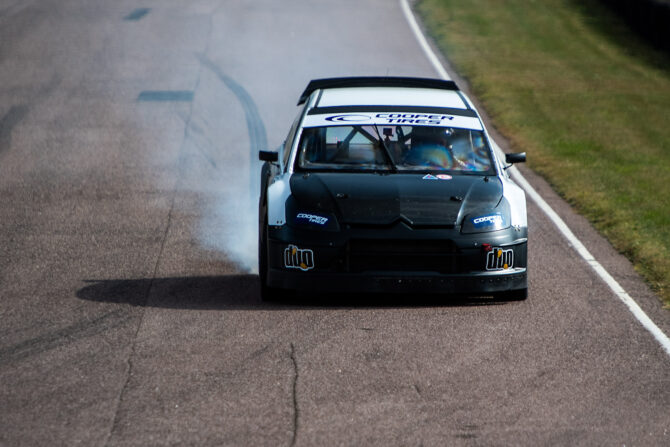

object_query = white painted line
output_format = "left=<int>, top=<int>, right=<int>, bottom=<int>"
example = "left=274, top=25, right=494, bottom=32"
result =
left=399, top=0, right=670, bottom=357
left=511, top=169, right=670, bottom=356
left=399, top=0, right=449, bottom=80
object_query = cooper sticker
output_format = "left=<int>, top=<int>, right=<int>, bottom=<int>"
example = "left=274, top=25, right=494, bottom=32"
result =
left=422, top=174, right=438, bottom=180
left=473, top=213, right=506, bottom=228
left=302, top=113, right=483, bottom=130
left=374, top=113, right=454, bottom=125
left=296, top=213, right=329, bottom=225
left=284, top=245, right=315, bottom=271
left=486, top=247, right=514, bottom=271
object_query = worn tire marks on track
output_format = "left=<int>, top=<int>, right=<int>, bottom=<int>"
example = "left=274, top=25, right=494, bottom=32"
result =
left=0, top=309, right=135, bottom=364
left=197, top=54, right=268, bottom=194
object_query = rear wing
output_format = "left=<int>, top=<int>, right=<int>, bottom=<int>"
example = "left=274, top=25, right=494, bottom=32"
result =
left=297, top=77, right=459, bottom=105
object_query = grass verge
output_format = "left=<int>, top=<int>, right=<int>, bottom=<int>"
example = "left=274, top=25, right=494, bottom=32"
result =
left=417, top=0, right=670, bottom=306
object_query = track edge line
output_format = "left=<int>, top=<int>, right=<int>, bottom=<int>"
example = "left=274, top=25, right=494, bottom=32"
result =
left=399, top=0, right=670, bottom=357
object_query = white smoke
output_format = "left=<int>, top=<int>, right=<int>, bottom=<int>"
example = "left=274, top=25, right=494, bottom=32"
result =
left=196, top=165, right=260, bottom=273
left=151, top=56, right=269, bottom=274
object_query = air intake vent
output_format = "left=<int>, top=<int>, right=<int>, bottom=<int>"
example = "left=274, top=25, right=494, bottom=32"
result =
left=346, top=239, right=464, bottom=273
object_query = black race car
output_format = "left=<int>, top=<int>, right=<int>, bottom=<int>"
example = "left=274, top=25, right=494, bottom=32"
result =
left=258, top=77, right=528, bottom=300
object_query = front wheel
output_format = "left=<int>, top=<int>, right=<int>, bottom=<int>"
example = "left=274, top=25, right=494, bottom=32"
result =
left=258, top=212, right=283, bottom=302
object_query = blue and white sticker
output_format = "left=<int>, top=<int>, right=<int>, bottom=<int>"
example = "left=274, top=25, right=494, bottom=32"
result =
left=472, top=213, right=506, bottom=228
left=422, top=173, right=452, bottom=180
left=296, top=213, right=329, bottom=225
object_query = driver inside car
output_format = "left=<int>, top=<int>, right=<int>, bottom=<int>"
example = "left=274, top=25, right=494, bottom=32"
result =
left=402, top=126, right=454, bottom=170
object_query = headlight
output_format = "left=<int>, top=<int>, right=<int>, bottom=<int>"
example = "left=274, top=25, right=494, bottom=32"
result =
left=461, top=211, right=510, bottom=234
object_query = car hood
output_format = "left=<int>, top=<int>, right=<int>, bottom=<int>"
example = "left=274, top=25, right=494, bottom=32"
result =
left=289, top=172, right=503, bottom=227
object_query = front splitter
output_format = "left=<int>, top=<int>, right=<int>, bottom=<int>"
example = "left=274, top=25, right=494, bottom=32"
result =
left=267, top=268, right=527, bottom=295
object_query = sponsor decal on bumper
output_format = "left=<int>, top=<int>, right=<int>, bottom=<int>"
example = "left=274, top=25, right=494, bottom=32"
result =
left=486, top=247, right=514, bottom=271
left=284, top=245, right=315, bottom=271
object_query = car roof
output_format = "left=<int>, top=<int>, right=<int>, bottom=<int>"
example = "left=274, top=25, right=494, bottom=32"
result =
left=315, top=87, right=468, bottom=110
left=298, top=77, right=471, bottom=109
left=298, top=77, right=481, bottom=130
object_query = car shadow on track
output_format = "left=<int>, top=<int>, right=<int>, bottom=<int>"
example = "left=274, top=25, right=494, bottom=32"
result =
left=76, top=275, right=511, bottom=310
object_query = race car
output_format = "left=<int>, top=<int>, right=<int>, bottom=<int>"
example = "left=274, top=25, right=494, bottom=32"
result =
left=258, top=77, right=528, bottom=300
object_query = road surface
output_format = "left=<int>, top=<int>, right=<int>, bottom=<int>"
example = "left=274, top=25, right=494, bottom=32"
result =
left=1, top=0, right=669, bottom=445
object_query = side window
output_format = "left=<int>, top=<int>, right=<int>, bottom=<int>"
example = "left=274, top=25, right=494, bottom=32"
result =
left=282, top=116, right=301, bottom=170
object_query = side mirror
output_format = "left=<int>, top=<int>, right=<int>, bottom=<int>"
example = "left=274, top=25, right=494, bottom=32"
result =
left=505, top=152, right=526, bottom=164
left=259, top=150, right=279, bottom=162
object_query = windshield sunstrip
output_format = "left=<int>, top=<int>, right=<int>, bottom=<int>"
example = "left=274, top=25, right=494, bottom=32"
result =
left=302, top=111, right=483, bottom=131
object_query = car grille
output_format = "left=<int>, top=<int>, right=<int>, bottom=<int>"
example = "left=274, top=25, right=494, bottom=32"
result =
left=345, top=239, right=465, bottom=274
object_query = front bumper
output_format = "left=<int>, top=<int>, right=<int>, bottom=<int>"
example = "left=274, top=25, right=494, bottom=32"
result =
left=266, top=223, right=527, bottom=295
left=267, top=268, right=527, bottom=295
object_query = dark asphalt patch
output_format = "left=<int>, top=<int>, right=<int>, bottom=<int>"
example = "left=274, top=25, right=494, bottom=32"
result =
left=0, top=105, right=28, bottom=153
left=77, top=275, right=266, bottom=310
left=76, top=275, right=509, bottom=310
left=124, top=8, right=150, bottom=21
left=137, top=90, right=194, bottom=102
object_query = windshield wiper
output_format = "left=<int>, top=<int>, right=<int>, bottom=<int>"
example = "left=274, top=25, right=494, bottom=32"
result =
left=372, top=123, right=397, bottom=173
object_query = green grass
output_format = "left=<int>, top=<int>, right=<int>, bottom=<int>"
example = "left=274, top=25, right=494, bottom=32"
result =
left=417, top=0, right=670, bottom=306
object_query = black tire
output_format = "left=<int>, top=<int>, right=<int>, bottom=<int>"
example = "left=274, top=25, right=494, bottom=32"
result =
left=496, top=288, right=528, bottom=301
left=258, top=210, right=282, bottom=302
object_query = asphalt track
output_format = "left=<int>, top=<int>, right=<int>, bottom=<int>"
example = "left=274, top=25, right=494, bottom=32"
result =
left=1, top=0, right=669, bottom=445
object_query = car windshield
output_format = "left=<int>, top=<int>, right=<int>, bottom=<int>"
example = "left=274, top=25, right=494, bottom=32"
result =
left=296, top=125, right=494, bottom=174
